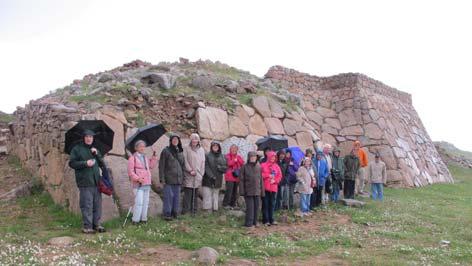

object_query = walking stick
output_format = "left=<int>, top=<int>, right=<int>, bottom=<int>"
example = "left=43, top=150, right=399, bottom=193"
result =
left=122, top=206, right=133, bottom=227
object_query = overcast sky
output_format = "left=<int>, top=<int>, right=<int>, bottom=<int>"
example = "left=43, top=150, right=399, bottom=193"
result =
left=0, top=0, right=470, bottom=151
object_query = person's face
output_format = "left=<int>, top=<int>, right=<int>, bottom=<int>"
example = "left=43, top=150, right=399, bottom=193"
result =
left=211, top=144, right=219, bottom=153
left=249, top=155, right=257, bottom=163
left=136, top=143, right=146, bottom=153
left=285, top=152, right=291, bottom=159
left=171, top=137, right=179, bottom=146
left=334, top=151, right=340, bottom=157
left=270, top=155, right=276, bottom=163
left=323, top=147, right=330, bottom=154
left=84, top=135, right=94, bottom=145
left=307, top=153, right=313, bottom=159
left=191, top=139, right=199, bottom=147
left=230, top=145, right=238, bottom=154
left=375, top=156, right=380, bottom=163
left=265, top=150, right=270, bottom=156
left=316, top=154, right=322, bottom=160
left=278, top=153, right=285, bottom=161
left=304, top=159, right=311, bottom=167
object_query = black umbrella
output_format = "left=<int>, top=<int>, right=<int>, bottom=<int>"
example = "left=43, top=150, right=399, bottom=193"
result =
left=256, top=135, right=289, bottom=151
left=64, top=120, right=115, bottom=155
left=125, top=124, right=167, bottom=153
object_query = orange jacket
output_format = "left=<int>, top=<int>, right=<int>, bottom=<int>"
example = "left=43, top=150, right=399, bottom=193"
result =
left=358, top=149, right=368, bottom=167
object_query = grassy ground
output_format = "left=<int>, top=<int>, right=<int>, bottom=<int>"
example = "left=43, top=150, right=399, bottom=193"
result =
left=0, top=158, right=471, bottom=265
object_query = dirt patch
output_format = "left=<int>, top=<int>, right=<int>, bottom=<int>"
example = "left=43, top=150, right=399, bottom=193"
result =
left=291, top=254, right=349, bottom=266
left=243, top=211, right=351, bottom=238
left=111, top=244, right=194, bottom=265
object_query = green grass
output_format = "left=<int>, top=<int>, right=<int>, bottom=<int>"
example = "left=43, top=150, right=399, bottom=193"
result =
left=69, top=94, right=107, bottom=104
left=0, top=112, right=13, bottom=123
left=0, top=164, right=471, bottom=265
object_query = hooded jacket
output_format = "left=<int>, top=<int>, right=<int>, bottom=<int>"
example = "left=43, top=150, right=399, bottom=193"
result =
left=239, top=151, right=265, bottom=197
left=260, top=151, right=282, bottom=192
left=159, top=134, right=185, bottom=185
left=313, top=153, right=329, bottom=188
left=344, top=153, right=360, bottom=181
left=224, top=151, right=244, bottom=183
left=296, top=165, right=316, bottom=194
left=202, top=142, right=227, bottom=188
left=183, top=134, right=206, bottom=189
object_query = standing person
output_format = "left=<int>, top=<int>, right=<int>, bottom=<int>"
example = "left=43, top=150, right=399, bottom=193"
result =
left=285, top=150, right=299, bottom=209
left=260, top=147, right=272, bottom=163
left=68, top=130, right=106, bottom=234
left=239, top=152, right=264, bottom=228
left=330, top=148, right=344, bottom=203
left=128, top=140, right=158, bottom=225
left=182, top=133, right=205, bottom=215
left=202, top=142, right=227, bottom=213
left=260, top=151, right=282, bottom=226
left=296, top=157, right=316, bottom=216
left=305, top=149, right=314, bottom=160
left=311, top=151, right=329, bottom=208
left=223, top=145, right=244, bottom=209
left=343, top=149, right=360, bottom=199
left=322, top=144, right=333, bottom=203
left=275, top=150, right=288, bottom=211
left=369, top=153, right=387, bottom=201
left=354, top=141, right=369, bottom=195
left=159, top=134, right=185, bottom=221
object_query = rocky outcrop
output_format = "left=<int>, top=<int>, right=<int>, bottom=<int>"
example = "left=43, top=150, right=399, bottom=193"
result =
left=5, top=59, right=453, bottom=220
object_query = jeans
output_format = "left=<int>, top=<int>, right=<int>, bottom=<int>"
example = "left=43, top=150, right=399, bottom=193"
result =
left=163, top=184, right=180, bottom=217
left=202, top=186, right=219, bottom=211
left=276, top=184, right=295, bottom=210
left=223, top=181, right=238, bottom=207
left=330, top=187, right=340, bottom=202
left=300, top=193, right=311, bottom=213
left=79, top=186, right=102, bottom=229
left=244, top=196, right=260, bottom=226
left=182, top=187, right=198, bottom=214
left=344, top=180, right=356, bottom=199
left=371, top=183, right=384, bottom=201
left=262, top=191, right=276, bottom=224
left=132, top=185, right=151, bottom=222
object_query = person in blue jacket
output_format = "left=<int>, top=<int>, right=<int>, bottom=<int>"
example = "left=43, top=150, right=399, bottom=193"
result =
left=310, top=151, right=329, bottom=209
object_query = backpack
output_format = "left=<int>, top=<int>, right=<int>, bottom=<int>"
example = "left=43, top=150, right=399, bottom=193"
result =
left=99, top=166, right=114, bottom=196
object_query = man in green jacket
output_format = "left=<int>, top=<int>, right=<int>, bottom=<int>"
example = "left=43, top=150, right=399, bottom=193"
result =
left=330, top=148, right=344, bottom=202
left=69, top=130, right=106, bottom=234
left=343, top=149, right=360, bottom=199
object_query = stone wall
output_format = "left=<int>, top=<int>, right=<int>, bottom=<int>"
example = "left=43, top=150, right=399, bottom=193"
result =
left=0, top=122, right=8, bottom=155
left=264, top=66, right=452, bottom=187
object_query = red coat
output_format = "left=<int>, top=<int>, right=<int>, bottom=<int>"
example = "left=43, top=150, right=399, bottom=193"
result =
left=224, top=153, right=244, bottom=182
left=260, top=151, right=282, bottom=192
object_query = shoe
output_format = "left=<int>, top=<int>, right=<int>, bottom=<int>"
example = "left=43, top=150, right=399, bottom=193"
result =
left=264, top=223, right=271, bottom=227
left=163, top=216, right=173, bottom=221
left=244, top=225, right=254, bottom=228
left=254, top=223, right=260, bottom=228
left=271, top=221, right=278, bottom=226
left=140, top=221, right=148, bottom=225
left=131, top=221, right=140, bottom=226
left=94, top=226, right=106, bottom=233
left=82, top=228, right=96, bottom=234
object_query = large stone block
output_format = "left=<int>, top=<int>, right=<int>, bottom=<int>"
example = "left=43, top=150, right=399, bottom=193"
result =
left=264, top=118, right=285, bottom=135
left=196, top=107, right=230, bottom=141
left=248, top=114, right=268, bottom=136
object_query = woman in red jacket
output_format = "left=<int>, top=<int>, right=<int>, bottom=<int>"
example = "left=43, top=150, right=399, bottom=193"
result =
left=223, top=144, right=244, bottom=209
left=260, top=151, right=282, bottom=226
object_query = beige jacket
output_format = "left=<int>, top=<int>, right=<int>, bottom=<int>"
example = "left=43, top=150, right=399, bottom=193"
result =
left=183, top=144, right=206, bottom=188
left=296, top=166, right=316, bottom=194
left=369, top=160, right=387, bottom=184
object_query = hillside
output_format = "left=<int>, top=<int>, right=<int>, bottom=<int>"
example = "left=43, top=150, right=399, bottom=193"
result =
left=435, top=141, right=472, bottom=168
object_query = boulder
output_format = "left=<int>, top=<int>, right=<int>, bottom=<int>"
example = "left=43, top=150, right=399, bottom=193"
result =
left=340, top=199, right=365, bottom=208
left=245, top=134, right=264, bottom=145
left=316, top=107, right=336, bottom=118
left=364, top=123, right=383, bottom=139
left=229, top=116, right=249, bottom=137
left=97, top=113, right=126, bottom=155
left=340, top=125, right=364, bottom=136
left=339, top=109, right=358, bottom=127
left=241, top=104, right=255, bottom=117
left=192, top=247, right=219, bottom=265
left=192, top=75, right=216, bottom=89
left=227, top=210, right=245, bottom=218
left=98, top=73, right=114, bottom=83
left=268, top=98, right=284, bottom=118
left=325, top=118, right=341, bottom=130
left=264, top=118, right=285, bottom=135
left=296, top=131, right=313, bottom=151
left=283, top=119, right=303, bottom=136
left=235, top=106, right=250, bottom=125
left=306, top=111, right=323, bottom=126
left=252, top=96, right=271, bottom=117
left=196, top=107, right=230, bottom=141
left=248, top=114, right=268, bottom=136
left=142, top=73, right=176, bottom=89
left=321, top=132, right=337, bottom=146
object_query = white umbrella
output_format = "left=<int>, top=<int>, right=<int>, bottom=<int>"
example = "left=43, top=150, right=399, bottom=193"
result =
left=221, top=136, right=256, bottom=161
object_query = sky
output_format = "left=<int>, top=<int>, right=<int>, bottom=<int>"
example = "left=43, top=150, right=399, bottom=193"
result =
left=0, top=0, right=470, bottom=151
